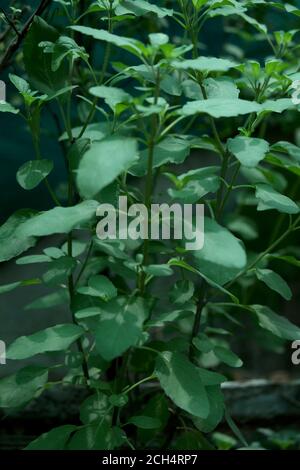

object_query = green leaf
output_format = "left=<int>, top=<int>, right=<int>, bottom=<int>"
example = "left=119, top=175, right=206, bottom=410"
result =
left=129, top=136, right=190, bottom=177
left=77, top=275, right=117, bottom=301
left=169, top=280, right=195, bottom=305
left=39, top=35, right=89, bottom=72
left=169, top=259, right=239, bottom=303
left=23, top=16, right=67, bottom=94
left=95, top=297, right=148, bottom=361
left=155, top=351, right=210, bottom=419
left=22, top=200, right=99, bottom=237
left=193, top=386, right=224, bottom=433
left=0, top=100, right=19, bottom=114
left=0, top=278, right=41, bottom=294
left=252, top=305, right=300, bottom=340
left=181, top=99, right=261, bottom=118
left=115, top=0, right=173, bottom=18
left=193, top=334, right=214, bottom=353
left=17, top=159, right=53, bottom=190
left=172, top=57, right=237, bottom=73
left=128, top=416, right=161, bottom=429
left=168, top=167, right=220, bottom=203
left=149, top=33, right=169, bottom=47
left=70, top=26, right=145, bottom=57
left=256, top=269, right=292, bottom=300
left=67, top=422, right=124, bottom=450
left=0, top=209, right=37, bottom=263
left=0, top=366, right=48, bottom=408
left=227, top=136, right=269, bottom=167
left=259, top=99, right=294, bottom=114
left=204, top=77, right=240, bottom=100
left=7, top=324, right=84, bottom=360
left=212, top=432, right=237, bottom=450
left=25, top=425, right=77, bottom=450
left=214, top=346, right=243, bottom=368
left=144, top=264, right=173, bottom=277
left=269, top=255, right=300, bottom=268
left=16, top=255, right=51, bottom=265
left=192, top=217, right=247, bottom=285
left=77, top=137, right=138, bottom=198
left=255, top=184, right=299, bottom=214
left=89, top=85, right=132, bottom=111
left=80, top=393, right=110, bottom=424
left=42, top=256, right=77, bottom=286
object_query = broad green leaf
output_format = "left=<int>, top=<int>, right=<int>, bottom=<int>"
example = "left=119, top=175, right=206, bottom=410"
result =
left=130, top=136, right=190, bottom=177
left=192, top=217, right=247, bottom=285
left=204, top=77, right=240, bottom=100
left=23, top=16, right=67, bottom=94
left=147, top=305, right=195, bottom=328
left=259, top=99, right=295, bottom=114
left=70, top=26, right=145, bottom=57
left=95, top=297, right=148, bottom=361
left=67, top=422, right=124, bottom=450
left=75, top=306, right=102, bottom=320
left=16, top=255, right=51, bottom=265
left=89, top=85, right=132, bottom=111
left=144, top=264, right=173, bottom=277
left=214, top=346, right=243, bottom=368
left=0, top=209, right=37, bottom=263
left=77, top=137, right=138, bottom=198
left=25, top=290, right=69, bottom=310
left=168, top=259, right=239, bottom=303
left=212, top=432, right=237, bottom=450
left=192, top=0, right=209, bottom=10
left=256, top=269, right=292, bottom=300
left=25, top=425, right=77, bottom=450
left=77, top=275, right=117, bottom=301
left=181, top=99, right=261, bottom=118
left=269, top=255, right=300, bottom=268
left=7, top=324, right=84, bottom=360
left=227, top=136, right=269, bottom=167
left=169, top=280, right=195, bottom=305
left=252, top=305, right=300, bottom=340
left=128, top=416, right=161, bottom=429
left=80, top=393, right=110, bottom=424
left=193, top=386, right=224, bottom=433
left=22, top=200, right=99, bottom=237
left=42, top=256, right=77, bottom=286
left=17, top=159, right=53, bottom=190
left=39, top=35, right=88, bottom=72
left=193, top=334, right=214, bottom=353
left=0, top=366, right=48, bottom=408
left=255, top=184, right=299, bottom=214
left=115, top=0, right=173, bottom=18
left=226, top=216, right=259, bottom=241
left=168, top=167, right=220, bottom=203
left=60, top=122, right=109, bottom=142
left=149, top=33, right=169, bottom=47
left=172, top=57, right=237, bottom=73
left=0, top=278, right=41, bottom=294
left=155, top=351, right=210, bottom=419
left=0, top=100, right=19, bottom=114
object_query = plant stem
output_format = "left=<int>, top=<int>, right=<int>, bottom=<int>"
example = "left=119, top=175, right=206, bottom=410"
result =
left=226, top=215, right=300, bottom=289
left=188, top=281, right=207, bottom=361
left=123, top=374, right=156, bottom=395
left=139, top=69, right=160, bottom=294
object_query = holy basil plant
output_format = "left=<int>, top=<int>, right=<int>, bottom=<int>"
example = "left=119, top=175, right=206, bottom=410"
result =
left=1, top=0, right=300, bottom=450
